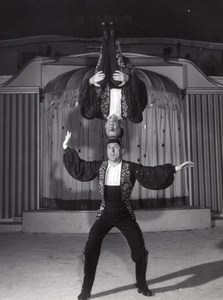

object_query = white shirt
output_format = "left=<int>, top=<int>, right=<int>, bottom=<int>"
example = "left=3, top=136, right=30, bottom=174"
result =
left=105, top=161, right=122, bottom=186
left=108, top=88, right=122, bottom=120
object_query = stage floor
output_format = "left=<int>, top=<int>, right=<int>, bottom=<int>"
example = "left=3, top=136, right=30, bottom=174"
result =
left=0, top=227, right=223, bottom=300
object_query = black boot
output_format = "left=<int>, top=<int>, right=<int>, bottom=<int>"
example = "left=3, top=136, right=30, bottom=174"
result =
left=137, top=284, right=153, bottom=297
left=109, top=21, right=117, bottom=39
left=101, top=21, right=109, bottom=40
left=77, top=290, right=91, bottom=300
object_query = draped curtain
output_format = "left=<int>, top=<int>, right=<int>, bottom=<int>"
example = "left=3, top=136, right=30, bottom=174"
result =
left=40, top=88, right=188, bottom=206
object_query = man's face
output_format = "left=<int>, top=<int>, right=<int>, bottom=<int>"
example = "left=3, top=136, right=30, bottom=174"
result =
left=107, top=143, right=122, bottom=163
left=105, top=114, right=121, bottom=137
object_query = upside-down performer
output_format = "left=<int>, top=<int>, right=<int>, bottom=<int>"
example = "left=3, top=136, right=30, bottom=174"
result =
left=79, top=21, right=148, bottom=128
left=63, top=131, right=194, bottom=300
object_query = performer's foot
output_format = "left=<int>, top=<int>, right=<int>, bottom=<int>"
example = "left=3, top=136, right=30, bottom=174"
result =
left=77, top=290, right=91, bottom=300
left=101, top=21, right=109, bottom=40
left=109, top=21, right=117, bottom=38
left=137, top=284, right=153, bottom=297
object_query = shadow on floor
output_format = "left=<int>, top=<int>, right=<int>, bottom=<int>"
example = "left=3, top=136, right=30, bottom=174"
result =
left=91, top=260, right=223, bottom=298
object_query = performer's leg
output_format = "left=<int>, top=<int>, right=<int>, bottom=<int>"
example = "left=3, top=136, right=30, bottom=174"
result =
left=95, top=22, right=125, bottom=88
left=95, top=23, right=111, bottom=87
left=79, top=215, right=112, bottom=298
left=108, top=22, right=125, bottom=88
left=109, top=38, right=124, bottom=87
left=117, top=217, right=152, bottom=296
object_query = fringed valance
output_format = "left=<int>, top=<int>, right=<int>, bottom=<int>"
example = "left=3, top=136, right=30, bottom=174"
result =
left=44, top=67, right=94, bottom=109
left=135, top=69, right=182, bottom=110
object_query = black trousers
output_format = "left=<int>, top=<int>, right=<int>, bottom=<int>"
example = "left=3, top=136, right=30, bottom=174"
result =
left=81, top=202, right=148, bottom=293
left=95, top=37, right=123, bottom=88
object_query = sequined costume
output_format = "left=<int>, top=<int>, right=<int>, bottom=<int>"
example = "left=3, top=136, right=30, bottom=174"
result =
left=63, top=147, right=176, bottom=296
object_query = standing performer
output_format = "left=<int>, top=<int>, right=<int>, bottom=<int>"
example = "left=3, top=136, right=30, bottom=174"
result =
left=63, top=131, right=194, bottom=300
left=79, top=21, right=148, bottom=127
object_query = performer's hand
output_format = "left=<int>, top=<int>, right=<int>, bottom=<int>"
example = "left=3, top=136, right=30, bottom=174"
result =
left=63, top=131, right=72, bottom=150
left=112, top=71, right=129, bottom=87
left=89, top=71, right=105, bottom=87
left=175, top=161, right=194, bottom=172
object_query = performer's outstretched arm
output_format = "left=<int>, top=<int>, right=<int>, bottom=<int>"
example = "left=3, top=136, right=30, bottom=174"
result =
left=63, top=131, right=101, bottom=182
left=134, top=161, right=194, bottom=190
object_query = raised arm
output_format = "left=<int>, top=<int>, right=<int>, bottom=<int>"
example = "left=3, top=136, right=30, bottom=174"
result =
left=63, top=131, right=101, bottom=181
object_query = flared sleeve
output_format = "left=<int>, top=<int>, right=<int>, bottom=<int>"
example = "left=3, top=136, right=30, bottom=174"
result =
left=78, top=78, right=104, bottom=120
left=134, top=163, right=176, bottom=190
left=63, top=147, right=101, bottom=182
left=123, top=73, right=148, bottom=123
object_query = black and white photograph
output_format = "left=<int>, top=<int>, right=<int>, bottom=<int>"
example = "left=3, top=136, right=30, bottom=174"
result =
left=0, top=1, right=223, bottom=299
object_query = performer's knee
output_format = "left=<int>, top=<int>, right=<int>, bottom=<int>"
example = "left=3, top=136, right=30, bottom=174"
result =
left=132, top=247, right=148, bottom=263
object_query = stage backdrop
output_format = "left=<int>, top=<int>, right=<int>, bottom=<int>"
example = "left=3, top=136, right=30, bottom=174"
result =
left=40, top=72, right=188, bottom=209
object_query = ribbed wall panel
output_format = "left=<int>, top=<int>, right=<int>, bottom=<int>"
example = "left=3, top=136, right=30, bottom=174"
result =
left=0, top=90, right=39, bottom=219
left=186, top=91, right=223, bottom=213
